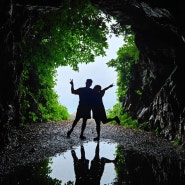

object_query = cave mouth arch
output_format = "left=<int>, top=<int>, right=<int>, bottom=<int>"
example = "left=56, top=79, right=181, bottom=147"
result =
left=54, top=32, right=124, bottom=115
left=19, top=2, right=129, bottom=125
left=1, top=0, right=185, bottom=147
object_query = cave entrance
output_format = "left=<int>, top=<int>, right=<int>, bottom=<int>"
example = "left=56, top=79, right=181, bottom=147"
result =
left=54, top=30, right=124, bottom=115
left=20, top=2, right=130, bottom=124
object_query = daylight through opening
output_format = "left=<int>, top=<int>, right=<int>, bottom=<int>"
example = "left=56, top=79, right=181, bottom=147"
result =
left=19, top=1, right=139, bottom=126
left=54, top=29, right=124, bottom=115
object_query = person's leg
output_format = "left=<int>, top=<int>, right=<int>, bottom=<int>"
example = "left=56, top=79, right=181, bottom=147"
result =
left=102, top=116, right=120, bottom=125
left=67, top=117, right=80, bottom=137
left=80, top=118, right=87, bottom=139
left=102, top=118, right=113, bottom=124
left=115, top=116, right=120, bottom=124
left=94, top=119, right=100, bottom=141
left=80, top=145, right=85, bottom=159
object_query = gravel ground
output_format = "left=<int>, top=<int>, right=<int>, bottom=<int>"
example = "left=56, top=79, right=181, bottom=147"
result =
left=0, top=119, right=184, bottom=178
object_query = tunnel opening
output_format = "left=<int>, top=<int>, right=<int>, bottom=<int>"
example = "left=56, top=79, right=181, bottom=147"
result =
left=54, top=29, right=124, bottom=116
left=0, top=0, right=185, bottom=147
left=19, top=2, right=138, bottom=127
left=0, top=0, right=140, bottom=148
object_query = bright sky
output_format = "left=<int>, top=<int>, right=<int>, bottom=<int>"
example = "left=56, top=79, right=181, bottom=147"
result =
left=54, top=34, right=124, bottom=114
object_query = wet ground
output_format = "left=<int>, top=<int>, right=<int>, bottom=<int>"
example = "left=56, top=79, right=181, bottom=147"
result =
left=0, top=119, right=185, bottom=184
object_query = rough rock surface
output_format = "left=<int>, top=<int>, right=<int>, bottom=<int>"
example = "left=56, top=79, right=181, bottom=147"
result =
left=91, top=0, right=185, bottom=145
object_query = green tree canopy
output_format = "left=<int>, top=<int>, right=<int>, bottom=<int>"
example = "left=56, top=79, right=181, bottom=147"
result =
left=107, top=32, right=139, bottom=100
left=107, top=30, right=139, bottom=128
left=20, top=0, right=122, bottom=124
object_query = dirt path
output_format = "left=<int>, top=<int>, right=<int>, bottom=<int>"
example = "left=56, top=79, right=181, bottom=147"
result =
left=0, top=119, right=184, bottom=177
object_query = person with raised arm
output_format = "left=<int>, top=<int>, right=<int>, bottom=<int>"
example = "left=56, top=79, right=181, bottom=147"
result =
left=92, top=84, right=120, bottom=141
left=67, top=79, right=93, bottom=139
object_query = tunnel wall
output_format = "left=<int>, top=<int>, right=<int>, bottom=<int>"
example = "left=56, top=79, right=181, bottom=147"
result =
left=91, top=0, right=185, bottom=143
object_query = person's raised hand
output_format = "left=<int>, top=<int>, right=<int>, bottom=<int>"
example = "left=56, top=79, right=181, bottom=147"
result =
left=70, top=79, right=73, bottom=85
left=109, top=83, right=114, bottom=88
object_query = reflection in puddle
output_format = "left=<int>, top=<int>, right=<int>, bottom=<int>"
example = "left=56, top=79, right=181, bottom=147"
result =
left=49, top=141, right=117, bottom=184
left=1, top=141, right=185, bottom=185
left=114, top=146, right=185, bottom=185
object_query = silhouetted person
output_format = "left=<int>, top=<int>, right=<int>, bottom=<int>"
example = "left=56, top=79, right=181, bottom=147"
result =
left=71, top=142, right=118, bottom=185
left=71, top=145, right=89, bottom=185
left=89, top=142, right=118, bottom=185
left=92, top=84, right=120, bottom=141
left=67, top=79, right=93, bottom=139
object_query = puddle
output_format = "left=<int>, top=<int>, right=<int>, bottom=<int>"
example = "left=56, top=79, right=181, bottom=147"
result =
left=0, top=141, right=118, bottom=185
left=1, top=140, right=185, bottom=185
left=49, top=141, right=117, bottom=184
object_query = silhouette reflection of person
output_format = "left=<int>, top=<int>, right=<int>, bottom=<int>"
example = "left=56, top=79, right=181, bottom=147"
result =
left=67, top=79, right=93, bottom=139
left=71, top=142, right=117, bottom=185
left=89, top=142, right=117, bottom=185
left=92, top=84, right=120, bottom=141
left=71, top=145, right=89, bottom=185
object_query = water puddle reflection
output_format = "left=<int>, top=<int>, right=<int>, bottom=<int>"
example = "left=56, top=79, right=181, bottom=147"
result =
left=49, top=141, right=117, bottom=184
left=1, top=140, right=185, bottom=185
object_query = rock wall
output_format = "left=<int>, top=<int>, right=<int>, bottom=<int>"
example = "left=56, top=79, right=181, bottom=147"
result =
left=91, top=0, right=185, bottom=143
left=0, top=0, right=185, bottom=147
left=125, top=1, right=185, bottom=143
left=0, top=1, right=59, bottom=147
left=0, top=0, right=22, bottom=147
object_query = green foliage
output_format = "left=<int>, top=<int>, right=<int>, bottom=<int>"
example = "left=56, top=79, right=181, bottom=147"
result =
left=106, top=28, right=139, bottom=128
left=114, top=146, right=126, bottom=180
left=173, top=139, right=180, bottom=146
left=7, top=158, right=61, bottom=184
left=23, top=0, right=110, bottom=70
left=20, top=0, right=121, bottom=123
left=155, top=127, right=160, bottom=136
left=135, top=89, right=142, bottom=95
left=20, top=64, right=69, bottom=123
left=115, top=146, right=125, bottom=165
left=107, top=103, right=138, bottom=128
left=107, top=31, right=139, bottom=101
left=138, top=121, right=149, bottom=130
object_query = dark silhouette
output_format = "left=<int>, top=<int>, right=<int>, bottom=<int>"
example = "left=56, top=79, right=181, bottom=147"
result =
left=71, top=145, right=89, bottom=185
left=92, top=84, right=120, bottom=141
left=71, top=142, right=118, bottom=185
left=89, top=142, right=118, bottom=185
left=67, top=79, right=93, bottom=139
